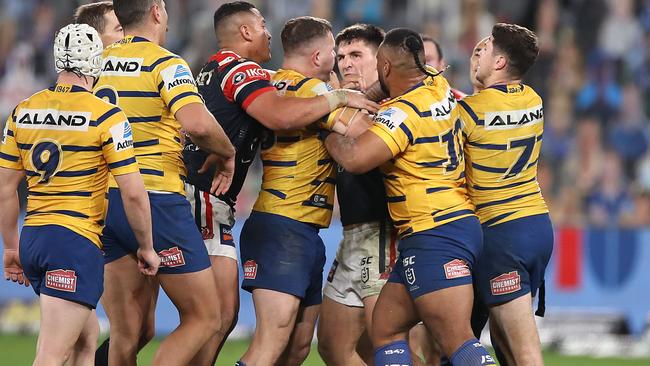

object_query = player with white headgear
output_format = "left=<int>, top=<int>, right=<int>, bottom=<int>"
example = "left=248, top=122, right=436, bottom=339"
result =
left=0, top=23, right=158, bottom=366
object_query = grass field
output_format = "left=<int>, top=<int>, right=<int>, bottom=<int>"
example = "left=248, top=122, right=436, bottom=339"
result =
left=2, top=333, right=649, bottom=365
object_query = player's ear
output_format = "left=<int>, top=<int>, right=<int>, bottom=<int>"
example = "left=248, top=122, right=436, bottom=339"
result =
left=495, top=54, right=507, bottom=72
left=382, top=59, right=392, bottom=79
left=240, top=24, right=253, bottom=42
left=313, top=49, right=321, bottom=68
left=151, top=2, right=162, bottom=24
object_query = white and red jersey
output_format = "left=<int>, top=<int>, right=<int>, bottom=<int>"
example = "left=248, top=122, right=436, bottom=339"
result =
left=183, top=50, right=275, bottom=205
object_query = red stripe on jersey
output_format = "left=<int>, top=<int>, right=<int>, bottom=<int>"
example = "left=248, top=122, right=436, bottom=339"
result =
left=203, top=191, right=214, bottom=238
left=210, top=50, right=242, bottom=71
left=222, top=62, right=271, bottom=103
left=242, top=86, right=275, bottom=110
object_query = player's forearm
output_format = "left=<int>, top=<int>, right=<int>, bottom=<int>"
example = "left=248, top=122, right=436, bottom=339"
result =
left=121, top=193, right=154, bottom=252
left=324, top=133, right=366, bottom=174
left=0, top=190, right=19, bottom=250
left=188, top=120, right=235, bottom=159
left=114, top=173, right=155, bottom=252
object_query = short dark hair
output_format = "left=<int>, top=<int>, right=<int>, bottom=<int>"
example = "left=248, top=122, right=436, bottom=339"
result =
left=491, top=23, right=539, bottom=77
left=213, top=1, right=256, bottom=38
left=113, top=0, right=158, bottom=29
left=420, top=34, right=443, bottom=60
left=281, top=16, right=332, bottom=56
left=335, top=23, right=385, bottom=50
left=74, top=1, right=114, bottom=33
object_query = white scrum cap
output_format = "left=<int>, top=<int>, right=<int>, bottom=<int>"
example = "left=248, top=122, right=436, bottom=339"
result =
left=53, top=23, right=104, bottom=78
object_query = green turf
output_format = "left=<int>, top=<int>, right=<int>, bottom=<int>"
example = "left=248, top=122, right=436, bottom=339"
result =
left=2, top=333, right=649, bottom=365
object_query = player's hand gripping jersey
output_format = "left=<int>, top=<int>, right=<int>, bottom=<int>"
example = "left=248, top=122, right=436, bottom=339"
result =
left=368, top=75, right=475, bottom=237
left=184, top=50, right=275, bottom=206
left=94, top=36, right=203, bottom=194
left=0, top=84, right=138, bottom=247
left=252, top=69, right=336, bottom=227
left=458, top=84, right=548, bottom=226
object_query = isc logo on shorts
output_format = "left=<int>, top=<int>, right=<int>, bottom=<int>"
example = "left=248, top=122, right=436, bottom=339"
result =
left=45, top=269, right=77, bottom=292
left=490, top=271, right=521, bottom=295
left=244, top=260, right=258, bottom=279
left=443, top=259, right=471, bottom=279
left=158, top=247, right=185, bottom=267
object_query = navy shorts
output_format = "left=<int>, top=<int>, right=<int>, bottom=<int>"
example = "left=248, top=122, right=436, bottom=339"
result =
left=102, top=188, right=211, bottom=274
left=475, top=213, right=554, bottom=305
left=20, top=225, right=104, bottom=308
left=240, top=211, right=326, bottom=306
left=388, top=216, right=483, bottom=299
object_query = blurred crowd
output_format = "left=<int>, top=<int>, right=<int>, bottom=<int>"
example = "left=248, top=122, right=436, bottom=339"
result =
left=1, top=0, right=650, bottom=228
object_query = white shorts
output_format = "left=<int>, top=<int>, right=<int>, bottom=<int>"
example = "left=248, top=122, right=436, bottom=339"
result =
left=185, top=183, right=237, bottom=260
left=323, top=221, right=398, bottom=307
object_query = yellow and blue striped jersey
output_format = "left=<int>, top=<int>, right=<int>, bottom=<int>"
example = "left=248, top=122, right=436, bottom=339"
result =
left=252, top=69, right=336, bottom=228
left=0, top=83, right=138, bottom=247
left=94, top=35, right=203, bottom=194
left=458, top=84, right=548, bottom=226
left=368, top=75, right=475, bottom=238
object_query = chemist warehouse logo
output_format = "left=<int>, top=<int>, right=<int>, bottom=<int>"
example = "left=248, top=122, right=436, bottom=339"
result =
left=45, top=269, right=77, bottom=292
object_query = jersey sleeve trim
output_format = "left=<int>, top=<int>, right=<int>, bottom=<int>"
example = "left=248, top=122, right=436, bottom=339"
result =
left=0, top=151, right=19, bottom=162
left=142, top=55, right=179, bottom=72
left=287, top=77, right=313, bottom=91
left=240, top=84, right=275, bottom=110
left=168, top=91, right=203, bottom=112
left=399, top=123, right=414, bottom=145
left=108, top=157, right=137, bottom=170
left=396, top=99, right=431, bottom=118
left=368, top=127, right=401, bottom=157
left=458, top=100, right=483, bottom=126
left=91, top=107, right=122, bottom=127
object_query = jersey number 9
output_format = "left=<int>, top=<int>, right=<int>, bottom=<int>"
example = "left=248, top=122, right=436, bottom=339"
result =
left=30, top=140, right=62, bottom=184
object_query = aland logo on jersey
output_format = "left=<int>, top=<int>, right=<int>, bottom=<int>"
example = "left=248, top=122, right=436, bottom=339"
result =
left=16, top=109, right=91, bottom=131
left=102, top=56, right=143, bottom=77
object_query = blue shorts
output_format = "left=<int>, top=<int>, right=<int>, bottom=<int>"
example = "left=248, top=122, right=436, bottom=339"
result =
left=102, top=188, right=211, bottom=274
left=19, top=225, right=104, bottom=308
left=240, top=211, right=326, bottom=306
left=388, top=216, right=483, bottom=299
left=475, top=213, right=554, bottom=305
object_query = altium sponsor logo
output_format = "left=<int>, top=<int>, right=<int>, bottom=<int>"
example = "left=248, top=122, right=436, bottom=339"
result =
left=45, top=269, right=77, bottom=292
left=490, top=271, right=521, bottom=295
left=485, top=105, right=543, bottom=130
left=16, top=109, right=91, bottom=131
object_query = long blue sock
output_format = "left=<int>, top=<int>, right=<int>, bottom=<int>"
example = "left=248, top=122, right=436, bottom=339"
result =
left=374, top=340, right=413, bottom=366
left=450, top=338, right=496, bottom=366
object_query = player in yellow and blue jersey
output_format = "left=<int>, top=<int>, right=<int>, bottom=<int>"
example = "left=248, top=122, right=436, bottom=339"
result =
left=93, top=1, right=236, bottom=365
left=458, top=23, right=553, bottom=366
left=325, top=29, right=496, bottom=366
left=237, top=16, right=346, bottom=366
left=0, top=24, right=159, bottom=366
